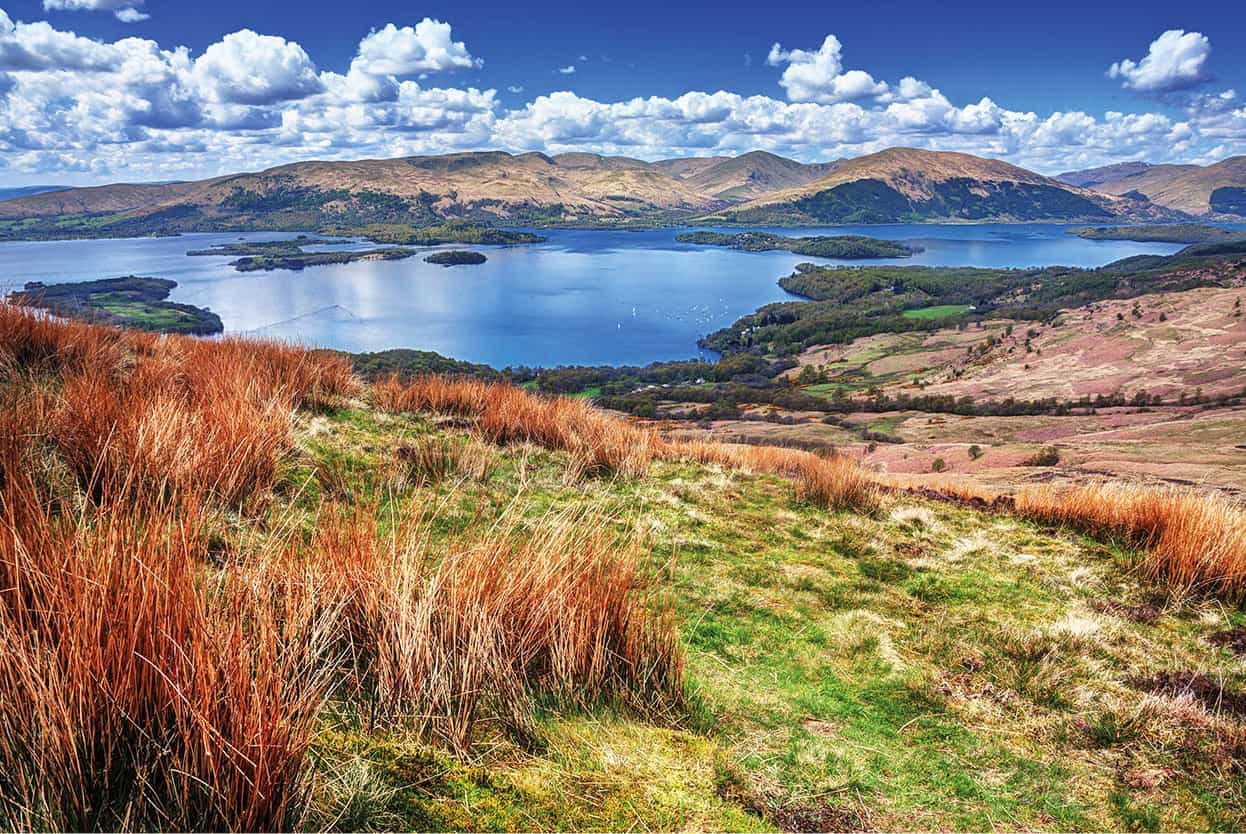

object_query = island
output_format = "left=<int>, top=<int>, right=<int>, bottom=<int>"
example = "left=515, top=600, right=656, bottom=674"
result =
left=319, top=222, right=546, bottom=246
left=675, top=231, right=920, bottom=259
left=9, top=277, right=223, bottom=335
left=188, top=238, right=417, bottom=272
left=424, top=250, right=487, bottom=267
left=1067, top=224, right=1246, bottom=244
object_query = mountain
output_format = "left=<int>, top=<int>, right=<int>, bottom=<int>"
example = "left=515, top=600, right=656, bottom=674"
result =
left=0, top=185, right=73, bottom=202
left=1079, top=156, right=1246, bottom=217
left=656, top=150, right=841, bottom=201
left=706, top=147, right=1179, bottom=225
left=0, top=151, right=730, bottom=236
left=1055, top=161, right=1153, bottom=189
left=0, top=147, right=1186, bottom=239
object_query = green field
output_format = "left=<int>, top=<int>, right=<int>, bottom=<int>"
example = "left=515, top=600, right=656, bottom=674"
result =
left=902, top=304, right=974, bottom=320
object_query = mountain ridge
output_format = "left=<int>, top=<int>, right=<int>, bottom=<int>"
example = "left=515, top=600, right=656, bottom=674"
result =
left=704, top=147, right=1182, bottom=225
left=0, top=147, right=1217, bottom=238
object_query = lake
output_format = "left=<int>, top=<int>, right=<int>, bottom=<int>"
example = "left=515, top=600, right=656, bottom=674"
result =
left=0, top=223, right=1195, bottom=367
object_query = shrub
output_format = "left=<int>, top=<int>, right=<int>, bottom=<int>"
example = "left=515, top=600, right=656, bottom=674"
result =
left=1023, top=446, right=1061, bottom=467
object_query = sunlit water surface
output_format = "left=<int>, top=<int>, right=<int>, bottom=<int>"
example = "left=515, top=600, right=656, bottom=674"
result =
left=0, top=223, right=1199, bottom=366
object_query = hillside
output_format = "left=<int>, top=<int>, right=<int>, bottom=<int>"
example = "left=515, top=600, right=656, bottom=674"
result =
left=1055, top=161, right=1154, bottom=189
left=0, top=147, right=1192, bottom=240
left=706, top=147, right=1182, bottom=224
left=0, top=151, right=728, bottom=237
left=663, top=150, right=841, bottom=201
left=3, top=306, right=1246, bottom=832
left=1084, top=156, right=1246, bottom=217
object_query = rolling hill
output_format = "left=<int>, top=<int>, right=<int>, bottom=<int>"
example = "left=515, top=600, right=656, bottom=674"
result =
left=656, top=149, right=841, bottom=201
left=1054, top=161, right=1155, bottom=189
left=0, top=147, right=1193, bottom=239
left=704, top=147, right=1182, bottom=225
left=1072, top=156, right=1246, bottom=217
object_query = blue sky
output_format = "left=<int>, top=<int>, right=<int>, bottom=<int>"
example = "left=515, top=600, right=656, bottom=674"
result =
left=1, top=0, right=1243, bottom=185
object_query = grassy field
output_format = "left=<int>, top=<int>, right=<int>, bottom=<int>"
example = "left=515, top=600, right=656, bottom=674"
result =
left=2, top=307, right=1244, bottom=831
left=902, top=304, right=974, bottom=320
left=294, top=406, right=1246, bottom=831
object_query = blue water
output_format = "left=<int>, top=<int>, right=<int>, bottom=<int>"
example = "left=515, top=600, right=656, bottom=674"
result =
left=0, top=223, right=1203, bottom=367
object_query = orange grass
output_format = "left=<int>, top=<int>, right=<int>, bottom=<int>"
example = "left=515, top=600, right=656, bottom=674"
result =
left=1016, top=483, right=1246, bottom=597
left=2, top=304, right=356, bottom=508
left=0, top=311, right=686, bottom=827
left=665, top=439, right=880, bottom=512
left=269, top=505, right=685, bottom=750
left=0, top=424, right=334, bottom=830
left=373, top=375, right=659, bottom=478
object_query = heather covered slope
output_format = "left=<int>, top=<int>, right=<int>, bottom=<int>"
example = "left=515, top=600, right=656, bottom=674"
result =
left=2, top=307, right=1245, bottom=831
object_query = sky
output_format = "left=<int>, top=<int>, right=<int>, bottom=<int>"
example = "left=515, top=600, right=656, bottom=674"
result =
left=0, top=0, right=1243, bottom=186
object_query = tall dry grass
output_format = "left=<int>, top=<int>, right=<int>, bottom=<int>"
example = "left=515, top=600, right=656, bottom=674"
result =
left=269, top=505, right=684, bottom=751
left=0, top=310, right=687, bottom=827
left=374, top=375, right=659, bottom=478
left=0, top=419, right=335, bottom=830
left=666, top=439, right=879, bottom=512
left=2, top=304, right=356, bottom=508
left=1016, top=483, right=1246, bottom=597
left=373, top=376, right=880, bottom=510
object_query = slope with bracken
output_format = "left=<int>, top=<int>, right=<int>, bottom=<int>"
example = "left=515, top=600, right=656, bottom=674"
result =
left=706, top=147, right=1184, bottom=224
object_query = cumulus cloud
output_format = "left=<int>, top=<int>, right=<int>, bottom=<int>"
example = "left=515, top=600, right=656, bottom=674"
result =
left=351, top=20, right=480, bottom=77
left=767, top=35, right=888, bottom=103
left=42, top=0, right=147, bottom=22
left=193, top=30, right=323, bottom=105
left=557, top=65, right=576, bottom=75
left=0, top=15, right=1241, bottom=184
left=0, top=10, right=121, bottom=70
left=1109, top=29, right=1212, bottom=93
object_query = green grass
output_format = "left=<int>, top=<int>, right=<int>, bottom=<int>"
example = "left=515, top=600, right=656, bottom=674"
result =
left=902, top=304, right=973, bottom=320
left=283, top=404, right=1246, bottom=832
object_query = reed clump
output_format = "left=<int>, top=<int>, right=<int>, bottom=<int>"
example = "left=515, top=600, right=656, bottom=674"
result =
left=373, top=375, right=659, bottom=478
left=666, top=439, right=880, bottom=512
left=1016, top=483, right=1246, bottom=597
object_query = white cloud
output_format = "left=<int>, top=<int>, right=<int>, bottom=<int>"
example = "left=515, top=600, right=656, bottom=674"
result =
left=1109, top=30, right=1211, bottom=93
left=41, top=0, right=147, bottom=20
left=0, top=10, right=121, bottom=71
left=193, top=30, right=323, bottom=105
left=766, top=35, right=888, bottom=103
left=0, top=16, right=1242, bottom=185
left=43, top=0, right=136, bottom=10
left=558, top=65, right=576, bottom=75
left=351, top=20, right=480, bottom=77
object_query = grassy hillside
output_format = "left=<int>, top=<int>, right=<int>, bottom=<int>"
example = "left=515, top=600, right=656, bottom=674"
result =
left=705, top=148, right=1178, bottom=225
left=2, top=306, right=1244, bottom=831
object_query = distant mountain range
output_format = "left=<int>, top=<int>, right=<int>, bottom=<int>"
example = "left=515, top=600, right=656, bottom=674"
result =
left=1, top=147, right=1240, bottom=240
left=1058, top=156, right=1246, bottom=218
left=0, top=185, right=72, bottom=202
